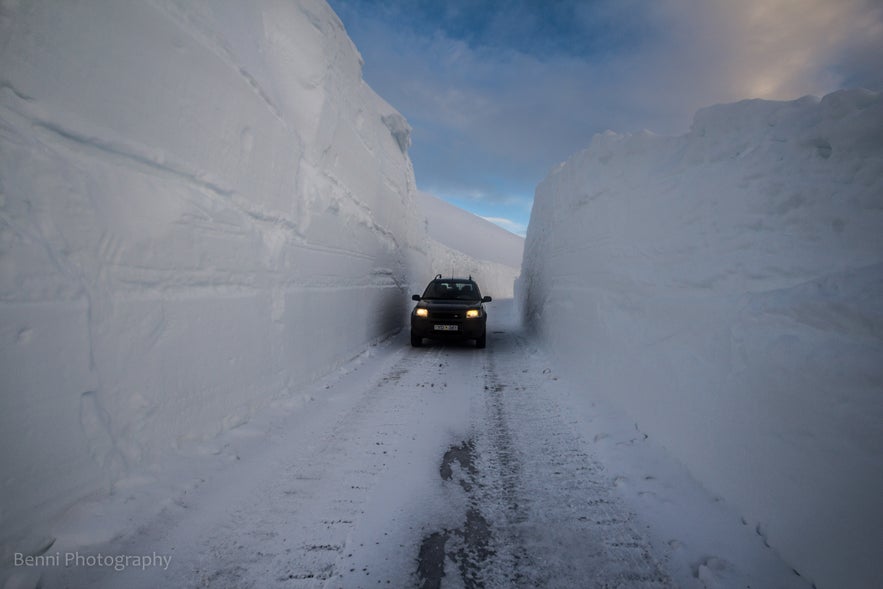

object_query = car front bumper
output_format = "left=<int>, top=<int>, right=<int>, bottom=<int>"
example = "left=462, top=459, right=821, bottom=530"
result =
left=411, top=316, right=486, bottom=340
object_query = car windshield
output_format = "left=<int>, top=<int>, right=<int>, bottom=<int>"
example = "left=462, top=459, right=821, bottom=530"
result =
left=422, top=280, right=482, bottom=301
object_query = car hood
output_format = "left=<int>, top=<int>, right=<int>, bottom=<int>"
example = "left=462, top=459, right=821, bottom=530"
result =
left=417, top=300, right=482, bottom=309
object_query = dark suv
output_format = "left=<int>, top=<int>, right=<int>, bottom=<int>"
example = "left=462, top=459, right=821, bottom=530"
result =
left=410, top=275, right=492, bottom=348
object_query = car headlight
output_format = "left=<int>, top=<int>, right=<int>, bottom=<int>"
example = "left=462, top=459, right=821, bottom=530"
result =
left=465, top=309, right=480, bottom=319
left=415, top=308, right=428, bottom=317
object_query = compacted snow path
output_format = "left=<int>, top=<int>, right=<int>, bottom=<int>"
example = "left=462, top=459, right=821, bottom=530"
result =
left=411, top=328, right=671, bottom=589
left=43, top=301, right=799, bottom=589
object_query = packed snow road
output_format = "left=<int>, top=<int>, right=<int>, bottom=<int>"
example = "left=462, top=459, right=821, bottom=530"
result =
left=50, top=301, right=671, bottom=588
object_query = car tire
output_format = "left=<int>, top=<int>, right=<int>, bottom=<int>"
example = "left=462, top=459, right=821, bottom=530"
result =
left=476, top=333, right=486, bottom=349
left=411, top=331, right=422, bottom=347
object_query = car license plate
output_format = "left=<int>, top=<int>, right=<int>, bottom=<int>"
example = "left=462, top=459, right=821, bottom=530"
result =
left=434, top=324, right=458, bottom=331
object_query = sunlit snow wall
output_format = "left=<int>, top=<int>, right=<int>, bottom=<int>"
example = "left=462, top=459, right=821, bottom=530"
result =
left=0, top=0, right=425, bottom=555
left=520, top=90, right=883, bottom=589
left=415, top=191, right=524, bottom=300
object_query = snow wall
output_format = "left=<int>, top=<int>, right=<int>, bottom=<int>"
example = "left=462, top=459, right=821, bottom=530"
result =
left=0, top=0, right=444, bottom=556
left=415, top=191, right=523, bottom=299
left=520, top=90, right=883, bottom=589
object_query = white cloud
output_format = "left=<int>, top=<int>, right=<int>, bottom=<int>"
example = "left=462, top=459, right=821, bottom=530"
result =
left=650, top=0, right=883, bottom=103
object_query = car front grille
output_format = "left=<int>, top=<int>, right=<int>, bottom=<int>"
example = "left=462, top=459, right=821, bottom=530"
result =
left=431, top=311, right=462, bottom=320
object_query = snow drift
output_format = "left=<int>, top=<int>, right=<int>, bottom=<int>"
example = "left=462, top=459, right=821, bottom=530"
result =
left=520, top=89, right=883, bottom=589
left=414, top=191, right=523, bottom=299
left=0, top=0, right=434, bottom=558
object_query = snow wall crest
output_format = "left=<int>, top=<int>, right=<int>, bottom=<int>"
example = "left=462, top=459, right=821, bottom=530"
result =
left=520, top=89, right=883, bottom=589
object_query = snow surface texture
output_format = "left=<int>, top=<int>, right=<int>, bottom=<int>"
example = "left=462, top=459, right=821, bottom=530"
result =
left=415, top=191, right=523, bottom=299
left=0, top=0, right=508, bottom=561
left=520, top=89, right=883, bottom=589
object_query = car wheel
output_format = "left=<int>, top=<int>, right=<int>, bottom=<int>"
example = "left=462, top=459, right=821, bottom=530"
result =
left=476, top=333, right=486, bottom=349
left=411, top=331, right=422, bottom=347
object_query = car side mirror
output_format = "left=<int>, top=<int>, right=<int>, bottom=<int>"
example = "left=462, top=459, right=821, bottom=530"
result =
left=482, top=296, right=492, bottom=303
left=412, top=294, right=421, bottom=301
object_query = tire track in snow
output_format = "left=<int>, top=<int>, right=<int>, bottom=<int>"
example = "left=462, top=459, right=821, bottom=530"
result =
left=50, top=343, right=450, bottom=589
left=193, top=346, right=450, bottom=589
left=418, top=328, right=672, bottom=588
left=491, top=333, right=672, bottom=588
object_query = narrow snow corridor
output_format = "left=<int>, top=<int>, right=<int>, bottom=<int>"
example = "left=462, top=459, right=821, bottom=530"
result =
left=42, top=302, right=662, bottom=588
left=41, top=302, right=809, bottom=589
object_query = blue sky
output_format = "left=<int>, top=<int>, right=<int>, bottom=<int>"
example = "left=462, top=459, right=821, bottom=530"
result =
left=327, top=0, right=883, bottom=236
